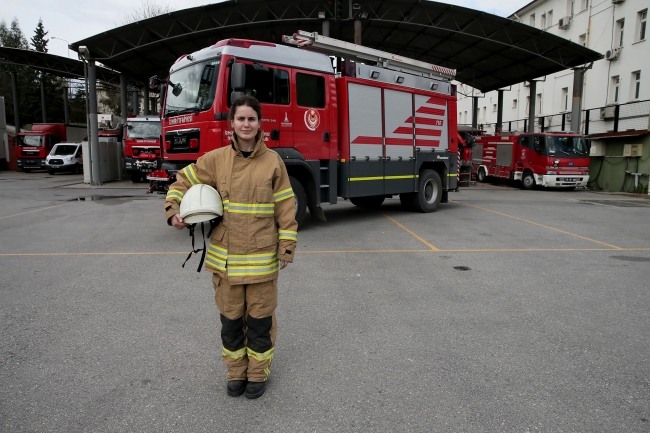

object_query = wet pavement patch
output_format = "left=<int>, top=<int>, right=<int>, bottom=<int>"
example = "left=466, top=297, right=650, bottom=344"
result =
left=453, top=266, right=472, bottom=271
left=610, top=256, right=650, bottom=262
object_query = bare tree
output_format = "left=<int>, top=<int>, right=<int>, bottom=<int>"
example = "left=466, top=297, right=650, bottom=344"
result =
left=121, top=0, right=174, bottom=24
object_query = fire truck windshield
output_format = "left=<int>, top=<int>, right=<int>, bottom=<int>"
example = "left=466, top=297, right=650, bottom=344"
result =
left=165, top=59, right=220, bottom=117
left=127, top=122, right=161, bottom=139
left=18, top=136, right=44, bottom=147
left=545, top=136, right=589, bottom=157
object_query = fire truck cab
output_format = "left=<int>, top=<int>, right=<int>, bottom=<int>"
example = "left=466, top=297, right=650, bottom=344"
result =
left=152, top=32, right=460, bottom=224
left=123, top=115, right=162, bottom=182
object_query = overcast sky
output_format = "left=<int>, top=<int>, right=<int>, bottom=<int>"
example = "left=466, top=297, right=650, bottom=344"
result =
left=1, top=0, right=530, bottom=59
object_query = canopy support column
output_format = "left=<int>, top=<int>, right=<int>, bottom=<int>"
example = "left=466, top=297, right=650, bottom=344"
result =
left=143, top=85, right=149, bottom=115
left=496, top=89, right=504, bottom=133
left=120, top=75, right=128, bottom=122
left=10, top=71, right=20, bottom=131
left=88, top=60, right=101, bottom=186
left=471, top=96, right=478, bottom=130
left=63, top=85, right=70, bottom=125
left=528, top=80, right=536, bottom=133
left=40, top=75, right=47, bottom=123
left=571, top=68, right=585, bottom=133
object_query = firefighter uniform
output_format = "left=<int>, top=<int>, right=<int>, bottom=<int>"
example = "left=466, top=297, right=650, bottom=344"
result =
left=164, top=131, right=297, bottom=383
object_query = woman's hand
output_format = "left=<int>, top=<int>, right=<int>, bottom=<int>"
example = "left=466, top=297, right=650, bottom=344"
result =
left=171, top=214, right=189, bottom=230
left=279, top=260, right=289, bottom=270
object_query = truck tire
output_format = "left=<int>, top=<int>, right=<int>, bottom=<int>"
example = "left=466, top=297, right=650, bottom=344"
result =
left=290, top=176, right=307, bottom=227
left=131, top=172, right=142, bottom=183
left=476, top=167, right=487, bottom=183
left=47, top=169, right=55, bottom=175
left=411, top=169, right=442, bottom=212
left=521, top=172, right=536, bottom=190
left=349, top=196, right=385, bottom=208
left=73, top=164, right=82, bottom=174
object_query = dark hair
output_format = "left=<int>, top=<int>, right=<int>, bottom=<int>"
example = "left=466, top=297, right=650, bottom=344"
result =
left=228, top=95, right=262, bottom=122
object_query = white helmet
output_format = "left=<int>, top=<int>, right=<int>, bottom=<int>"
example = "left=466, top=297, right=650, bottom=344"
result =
left=179, top=184, right=223, bottom=224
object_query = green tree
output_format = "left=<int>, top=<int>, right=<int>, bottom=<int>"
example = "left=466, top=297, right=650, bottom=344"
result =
left=0, top=18, right=35, bottom=128
left=30, top=18, right=48, bottom=52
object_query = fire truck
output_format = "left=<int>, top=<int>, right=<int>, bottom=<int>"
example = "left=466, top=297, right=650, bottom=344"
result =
left=16, top=123, right=86, bottom=172
left=149, top=31, right=464, bottom=225
left=123, top=115, right=162, bottom=182
left=472, top=132, right=590, bottom=189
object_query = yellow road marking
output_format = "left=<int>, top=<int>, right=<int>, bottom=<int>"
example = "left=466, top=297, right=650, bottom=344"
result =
left=452, top=200, right=624, bottom=250
left=381, top=213, right=439, bottom=251
left=1, top=248, right=649, bottom=257
left=0, top=202, right=75, bottom=220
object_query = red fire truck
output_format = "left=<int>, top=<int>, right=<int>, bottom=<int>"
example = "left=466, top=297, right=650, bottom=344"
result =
left=149, top=31, right=464, bottom=224
left=16, top=123, right=86, bottom=172
left=123, top=115, right=162, bottom=182
left=472, top=132, right=590, bottom=189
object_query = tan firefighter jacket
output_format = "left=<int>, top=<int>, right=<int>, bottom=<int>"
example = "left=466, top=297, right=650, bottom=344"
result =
left=164, top=131, right=298, bottom=284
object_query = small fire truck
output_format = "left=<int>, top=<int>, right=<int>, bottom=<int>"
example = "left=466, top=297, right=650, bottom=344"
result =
left=16, top=123, right=86, bottom=172
left=472, top=132, right=590, bottom=189
left=123, top=115, right=162, bottom=182
left=149, top=31, right=464, bottom=225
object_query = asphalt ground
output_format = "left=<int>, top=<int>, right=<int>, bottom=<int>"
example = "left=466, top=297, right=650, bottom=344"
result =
left=1, top=170, right=649, bottom=433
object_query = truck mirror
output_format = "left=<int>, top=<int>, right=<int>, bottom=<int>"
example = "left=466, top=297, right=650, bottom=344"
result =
left=171, top=82, right=183, bottom=97
left=231, top=63, right=246, bottom=90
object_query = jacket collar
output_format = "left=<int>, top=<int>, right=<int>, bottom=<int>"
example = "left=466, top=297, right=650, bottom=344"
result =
left=231, top=131, right=267, bottom=158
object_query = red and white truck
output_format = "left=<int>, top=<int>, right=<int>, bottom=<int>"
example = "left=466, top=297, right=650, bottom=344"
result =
left=16, top=123, right=86, bottom=172
left=149, top=31, right=466, bottom=224
left=472, top=132, right=590, bottom=189
left=123, top=115, right=162, bottom=182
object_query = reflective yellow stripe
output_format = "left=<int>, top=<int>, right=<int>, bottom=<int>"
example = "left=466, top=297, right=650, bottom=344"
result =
left=166, top=189, right=184, bottom=201
left=228, top=252, right=277, bottom=265
left=247, top=346, right=274, bottom=361
left=278, top=230, right=297, bottom=241
left=349, top=175, right=419, bottom=181
left=222, top=347, right=247, bottom=359
left=274, top=188, right=295, bottom=202
left=448, top=173, right=457, bottom=177
left=228, top=202, right=275, bottom=214
left=206, top=244, right=227, bottom=271
left=181, top=165, right=200, bottom=186
left=227, top=261, right=279, bottom=277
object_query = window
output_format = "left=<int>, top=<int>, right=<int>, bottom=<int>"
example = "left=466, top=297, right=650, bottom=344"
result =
left=562, top=87, right=569, bottom=110
left=464, top=111, right=468, bottom=123
left=166, top=59, right=220, bottom=116
left=530, top=14, right=536, bottom=27
left=567, top=0, right=574, bottom=16
left=637, top=9, right=647, bottom=42
left=541, top=14, right=546, bottom=29
left=482, top=106, right=487, bottom=122
left=580, top=0, right=588, bottom=11
left=548, top=10, right=553, bottom=26
left=616, top=19, right=625, bottom=47
left=512, top=99, right=518, bottom=109
left=579, top=34, right=586, bottom=46
left=611, top=76, right=620, bottom=103
left=631, top=71, right=641, bottom=100
left=226, top=64, right=290, bottom=106
left=537, top=93, right=543, bottom=114
left=296, top=73, right=325, bottom=108
left=492, top=104, right=497, bottom=112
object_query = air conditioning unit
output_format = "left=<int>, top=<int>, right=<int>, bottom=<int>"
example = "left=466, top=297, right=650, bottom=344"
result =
left=605, top=47, right=621, bottom=60
left=559, top=16, right=571, bottom=29
left=590, top=140, right=606, bottom=157
left=600, top=106, right=616, bottom=119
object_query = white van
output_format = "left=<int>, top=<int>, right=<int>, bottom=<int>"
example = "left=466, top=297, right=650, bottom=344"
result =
left=46, top=143, right=83, bottom=174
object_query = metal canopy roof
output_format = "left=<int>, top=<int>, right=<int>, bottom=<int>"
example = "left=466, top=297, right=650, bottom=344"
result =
left=70, top=0, right=602, bottom=93
left=0, top=47, right=121, bottom=84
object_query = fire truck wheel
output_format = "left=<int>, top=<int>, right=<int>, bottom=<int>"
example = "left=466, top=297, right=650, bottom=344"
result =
left=349, top=196, right=385, bottom=208
left=290, top=176, right=306, bottom=227
left=477, top=167, right=487, bottom=183
left=413, top=170, right=442, bottom=212
left=131, top=172, right=143, bottom=183
left=521, top=172, right=536, bottom=190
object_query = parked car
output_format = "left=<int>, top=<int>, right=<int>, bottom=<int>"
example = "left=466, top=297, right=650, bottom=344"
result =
left=46, top=143, right=83, bottom=174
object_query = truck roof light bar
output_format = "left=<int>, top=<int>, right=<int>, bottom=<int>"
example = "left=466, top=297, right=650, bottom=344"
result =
left=282, top=30, right=456, bottom=80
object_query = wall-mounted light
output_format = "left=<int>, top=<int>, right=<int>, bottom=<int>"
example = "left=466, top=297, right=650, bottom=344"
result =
left=353, top=3, right=361, bottom=9
left=318, top=11, right=326, bottom=19
left=395, top=75, right=405, bottom=84
left=370, top=70, right=380, bottom=79
left=430, top=83, right=438, bottom=90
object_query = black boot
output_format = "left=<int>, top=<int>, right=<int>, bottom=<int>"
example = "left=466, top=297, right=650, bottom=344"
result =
left=244, top=381, right=266, bottom=399
left=226, top=380, right=246, bottom=397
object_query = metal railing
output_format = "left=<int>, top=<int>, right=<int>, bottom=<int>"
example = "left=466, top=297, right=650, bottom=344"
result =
left=459, top=99, right=650, bottom=136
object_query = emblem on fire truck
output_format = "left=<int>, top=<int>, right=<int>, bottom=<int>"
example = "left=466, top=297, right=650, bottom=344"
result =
left=304, top=109, right=320, bottom=131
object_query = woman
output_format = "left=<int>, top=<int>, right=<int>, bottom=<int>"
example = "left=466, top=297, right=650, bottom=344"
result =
left=164, top=95, right=298, bottom=399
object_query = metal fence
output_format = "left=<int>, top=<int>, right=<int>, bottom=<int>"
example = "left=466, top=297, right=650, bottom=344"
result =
left=459, top=99, right=650, bottom=136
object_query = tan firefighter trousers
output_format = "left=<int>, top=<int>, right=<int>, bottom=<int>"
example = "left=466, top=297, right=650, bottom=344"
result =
left=212, top=274, right=277, bottom=382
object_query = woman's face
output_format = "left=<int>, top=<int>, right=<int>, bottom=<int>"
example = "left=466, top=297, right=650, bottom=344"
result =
left=230, top=105, right=260, bottom=142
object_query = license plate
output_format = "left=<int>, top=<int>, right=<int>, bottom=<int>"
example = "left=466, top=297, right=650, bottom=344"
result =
left=173, top=137, right=187, bottom=146
left=563, top=178, right=576, bottom=182
left=141, top=169, right=153, bottom=173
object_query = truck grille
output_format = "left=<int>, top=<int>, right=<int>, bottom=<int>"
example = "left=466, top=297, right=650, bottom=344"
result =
left=165, top=128, right=200, bottom=154
left=49, top=159, right=64, bottom=165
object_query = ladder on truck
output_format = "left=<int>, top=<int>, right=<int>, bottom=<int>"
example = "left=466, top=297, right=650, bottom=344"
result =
left=282, top=30, right=456, bottom=80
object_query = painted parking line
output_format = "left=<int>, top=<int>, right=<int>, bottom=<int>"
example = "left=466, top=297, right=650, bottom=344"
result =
left=381, top=213, right=440, bottom=251
left=0, top=202, right=76, bottom=220
left=452, top=200, right=624, bottom=250
left=1, top=247, right=649, bottom=257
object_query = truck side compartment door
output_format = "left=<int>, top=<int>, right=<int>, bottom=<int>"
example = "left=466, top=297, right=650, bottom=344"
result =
left=383, top=89, right=415, bottom=194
